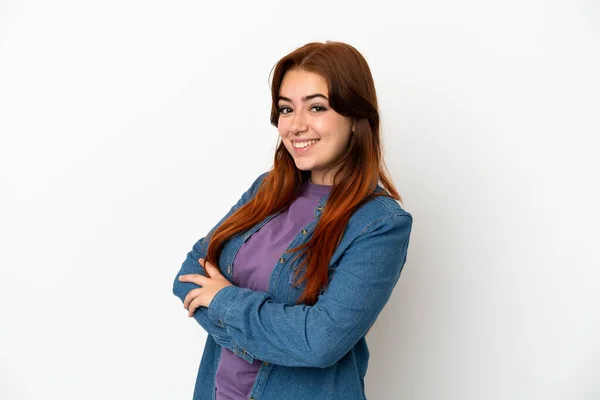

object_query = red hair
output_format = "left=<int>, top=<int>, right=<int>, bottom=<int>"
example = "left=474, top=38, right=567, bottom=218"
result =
left=206, top=41, right=401, bottom=305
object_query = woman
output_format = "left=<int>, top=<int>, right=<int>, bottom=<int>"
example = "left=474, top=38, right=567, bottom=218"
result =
left=173, top=41, right=413, bottom=400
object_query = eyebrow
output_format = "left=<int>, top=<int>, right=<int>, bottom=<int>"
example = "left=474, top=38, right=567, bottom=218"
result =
left=277, top=93, right=328, bottom=103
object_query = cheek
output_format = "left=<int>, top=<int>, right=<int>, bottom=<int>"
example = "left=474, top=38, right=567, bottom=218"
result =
left=277, top=120, right=289, bottom=137
left=316, top=114, right=349, bottom=136
left=312, top=118, right=329, bottom=132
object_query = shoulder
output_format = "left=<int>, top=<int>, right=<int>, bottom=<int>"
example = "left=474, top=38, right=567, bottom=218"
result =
left=251, top=170, right=270, bottom=186
left=246, top=171, right=270, bottom=197
left=349, top=186, right=412, bottom=235
left=329, top=186, right=412, bottom=266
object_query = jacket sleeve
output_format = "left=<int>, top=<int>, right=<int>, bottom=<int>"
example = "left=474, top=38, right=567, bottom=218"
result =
left=172, top=172, right=268, bottom=351
left=205, top=212, right=413, bottom=368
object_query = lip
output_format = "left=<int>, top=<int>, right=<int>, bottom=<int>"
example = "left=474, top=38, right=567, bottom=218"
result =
left=290, top=138, right=319, bottom=143
left=291, top=138, right=319, bottom=154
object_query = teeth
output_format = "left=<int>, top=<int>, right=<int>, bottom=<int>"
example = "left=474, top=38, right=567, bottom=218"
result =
left=293, top=139, right=319, bottom=149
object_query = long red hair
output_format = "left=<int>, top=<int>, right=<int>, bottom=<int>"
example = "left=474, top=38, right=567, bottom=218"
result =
left=206, top=41, right=401, bottom=305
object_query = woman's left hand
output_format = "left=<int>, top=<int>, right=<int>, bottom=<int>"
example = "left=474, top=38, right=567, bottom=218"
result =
left=179, top=258, right=234, bottom=317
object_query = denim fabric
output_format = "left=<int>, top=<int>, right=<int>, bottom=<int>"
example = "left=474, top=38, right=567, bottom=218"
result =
left=173, top=172, right=413, bottom=400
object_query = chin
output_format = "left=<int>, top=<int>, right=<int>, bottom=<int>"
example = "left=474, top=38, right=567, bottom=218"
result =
left=294, top=165, right=312, bottom=172
left=293, top=160, right=315, bottom=171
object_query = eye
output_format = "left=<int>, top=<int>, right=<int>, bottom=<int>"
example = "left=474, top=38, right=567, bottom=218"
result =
left=278, top=106, right=292, bottom=115
left=310, top=105, right=327, bottom=112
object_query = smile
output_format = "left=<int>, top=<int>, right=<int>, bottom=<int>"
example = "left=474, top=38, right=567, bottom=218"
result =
left=292, top=139, right=319, bottom=149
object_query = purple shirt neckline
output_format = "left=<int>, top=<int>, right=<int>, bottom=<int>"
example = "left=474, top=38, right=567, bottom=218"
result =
left=303, top=179, right=332, bottom=197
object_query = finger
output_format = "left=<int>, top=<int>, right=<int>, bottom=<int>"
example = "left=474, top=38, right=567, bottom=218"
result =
left=204, top=260, right=222, bottom=277
left=179, top=274, right=206, bottom=286
left=183, top=288, right=202, bottom=310
left=188, top=297, right=203, bottom=317
left=199, top=258, right=212, bottom=277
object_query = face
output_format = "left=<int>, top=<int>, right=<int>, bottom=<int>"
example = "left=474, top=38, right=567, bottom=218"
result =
left=277, top=69, right=354, bottom=185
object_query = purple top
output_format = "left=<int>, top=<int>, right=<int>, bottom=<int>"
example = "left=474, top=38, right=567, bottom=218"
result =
left=215, top=179, right=331, bottom=400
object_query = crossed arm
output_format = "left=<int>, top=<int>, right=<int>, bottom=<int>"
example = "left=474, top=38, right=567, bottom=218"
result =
left=173, top=195, right=412, bottom=368
left=172, top=172, right=267, bottom=353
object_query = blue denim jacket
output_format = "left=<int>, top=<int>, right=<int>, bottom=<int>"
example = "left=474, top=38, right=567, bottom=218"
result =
left=172, top=172, right=413, bottom=400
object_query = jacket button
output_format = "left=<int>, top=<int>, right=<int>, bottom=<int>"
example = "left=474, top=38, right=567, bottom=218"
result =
left=316, top=206, right=323, bottom=211
left=301, top=229, right=307, bottom=235
left=243, top=349, right=247, bottom=355
left=279, top=257, right=284, bottom=263
left=263, top=361, right=269, bottom=366
left=227, top=265, right=231, bottom=274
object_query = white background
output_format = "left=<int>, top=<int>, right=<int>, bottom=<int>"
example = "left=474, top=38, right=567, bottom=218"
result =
left=1, top=1, right=599, bottom=399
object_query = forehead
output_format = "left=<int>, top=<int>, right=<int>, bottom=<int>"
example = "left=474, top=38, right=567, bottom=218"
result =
left=279, top=69, right=329, bottom=98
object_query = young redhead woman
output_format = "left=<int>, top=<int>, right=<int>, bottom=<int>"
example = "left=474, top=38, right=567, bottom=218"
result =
left=173, top=41, right=413, bottom=400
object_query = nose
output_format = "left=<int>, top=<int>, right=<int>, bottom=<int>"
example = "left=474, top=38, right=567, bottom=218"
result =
left=290, top=110, right=308, bottom=135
